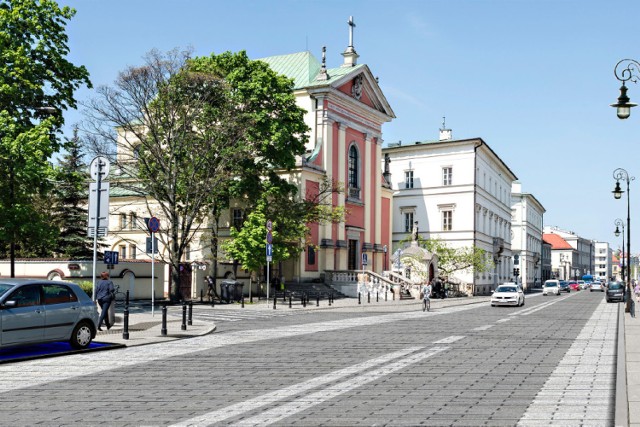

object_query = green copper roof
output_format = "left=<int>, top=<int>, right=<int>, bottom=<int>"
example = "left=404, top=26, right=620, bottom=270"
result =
left=259, top=51, right=365, bottom=90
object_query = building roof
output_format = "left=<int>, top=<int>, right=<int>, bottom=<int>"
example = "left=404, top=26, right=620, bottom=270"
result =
left=543, top=233, right=573, bottom=250
left=258, top=51, right=366, bottom=90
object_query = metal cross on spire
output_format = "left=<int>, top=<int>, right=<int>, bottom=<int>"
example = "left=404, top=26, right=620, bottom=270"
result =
left=348, top=16, right=356, bottom=48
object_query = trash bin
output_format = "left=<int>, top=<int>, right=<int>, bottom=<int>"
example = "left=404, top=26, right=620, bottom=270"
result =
left=220, top=281, right=232, bottom=303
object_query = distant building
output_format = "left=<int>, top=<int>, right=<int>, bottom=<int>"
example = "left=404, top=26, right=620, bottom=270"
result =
left=544, top=227, right=594, bottom=280
left=511, top=181, right=545, bottom=291
left=593, top=241, right=612, bottom=281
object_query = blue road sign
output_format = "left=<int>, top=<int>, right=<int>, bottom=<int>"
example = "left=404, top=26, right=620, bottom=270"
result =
left=104, top=251, right=119, bottom=265
left=362, top=253, right=368, bottom=266
left=148, top=216, right=160, bottom=233
left=266, top=243, right=273, bottom=262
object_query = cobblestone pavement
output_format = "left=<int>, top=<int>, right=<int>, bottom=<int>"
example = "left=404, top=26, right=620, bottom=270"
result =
left=0, top=291, right=636, bottom=426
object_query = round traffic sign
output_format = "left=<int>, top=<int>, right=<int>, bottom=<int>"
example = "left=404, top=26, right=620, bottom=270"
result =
left=266, top=231, right=273, bottom=244
left=266, top=219, right=273, bottom=231
left=148, top=216, right=160, bottom=233
left=90, top=156, right=110, bottom=181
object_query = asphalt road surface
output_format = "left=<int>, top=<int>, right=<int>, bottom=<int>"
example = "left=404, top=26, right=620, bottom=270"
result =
left=0, top=291, right=616, bottom=426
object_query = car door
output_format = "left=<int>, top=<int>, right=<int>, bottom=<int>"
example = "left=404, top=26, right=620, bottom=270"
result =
left=42, top=283, right=81, bottom=341
left=0, top=284, right=45, bottom=346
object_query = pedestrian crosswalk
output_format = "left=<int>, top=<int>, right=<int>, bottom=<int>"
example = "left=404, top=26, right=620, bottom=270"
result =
left=171, top=307, right=306, bottom=323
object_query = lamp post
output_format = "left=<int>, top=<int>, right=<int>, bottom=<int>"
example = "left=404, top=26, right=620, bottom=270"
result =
left=614, top=218, right=626, bottom=283
left=612, top=168, right=634, bottom=311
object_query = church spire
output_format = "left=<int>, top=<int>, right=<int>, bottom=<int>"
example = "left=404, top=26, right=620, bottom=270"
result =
left=341, top=16, right=359, bottom=67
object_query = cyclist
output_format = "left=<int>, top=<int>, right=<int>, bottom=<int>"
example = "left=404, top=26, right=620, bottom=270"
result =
left=421, top=280, right=432, bottom=312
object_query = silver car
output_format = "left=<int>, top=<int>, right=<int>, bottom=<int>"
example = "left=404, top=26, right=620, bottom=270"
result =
left=0, top=279, right=99, bottom=349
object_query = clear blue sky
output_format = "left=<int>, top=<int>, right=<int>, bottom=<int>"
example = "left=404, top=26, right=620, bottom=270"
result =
left=59, top=0, right=640, bottom=254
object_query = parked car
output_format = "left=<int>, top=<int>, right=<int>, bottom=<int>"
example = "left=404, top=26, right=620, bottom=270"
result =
left=543, top=280, right=561, bottom=296
left=606, top=281, right=625, bottom=303
left=578, top=280, right=587, bottom=289
left=491, top=284, right=525, bottom=307
left=590, top=281, right=605, bottom=292
left=568, top=280, right=581, bottom=291
left=559, top=280, right=571, bottom=293
left=0, top=279, right=98, bottom=349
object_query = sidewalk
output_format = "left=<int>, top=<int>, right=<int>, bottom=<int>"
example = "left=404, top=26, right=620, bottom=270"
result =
left=623, top=309, right=640, bottom=427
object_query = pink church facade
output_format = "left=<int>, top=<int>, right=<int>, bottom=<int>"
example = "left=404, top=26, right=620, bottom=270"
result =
left=260, top=35, right=395, bottom=282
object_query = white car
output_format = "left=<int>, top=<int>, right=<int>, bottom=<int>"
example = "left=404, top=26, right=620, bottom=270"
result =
left=543, top=280, right=561, bottom=296
left=491, top=284, right=525, bottom=307
left=590, top=281, right=604, bottom=292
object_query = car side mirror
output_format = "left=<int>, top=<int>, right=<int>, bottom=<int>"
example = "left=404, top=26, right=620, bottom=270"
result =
left=1, top=300, right=16, bottom=308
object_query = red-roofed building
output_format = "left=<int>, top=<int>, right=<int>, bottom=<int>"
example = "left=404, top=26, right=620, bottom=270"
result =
left=543, top=233, right=576, bottom=280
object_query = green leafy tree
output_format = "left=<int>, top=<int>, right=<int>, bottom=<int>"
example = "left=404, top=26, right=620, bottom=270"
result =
left=402, top=236, right=492, bottom=281
left=84, top=49, right=308, bottom=301
left=187, top=51, right=309, bottom=289
left=0, top=0, right=91, bottom=274
left=223, top=178, right=345, bottom=277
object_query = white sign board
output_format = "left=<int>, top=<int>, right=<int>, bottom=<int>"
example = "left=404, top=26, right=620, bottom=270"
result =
left=87, top=182, right=110, bottom=237
left=90, top=156, right=110, bottom=181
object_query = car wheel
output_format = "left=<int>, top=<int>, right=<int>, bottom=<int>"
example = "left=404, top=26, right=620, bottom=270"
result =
left=491, top=304, right=495, bottom=307
left=70, top=321, right=93, bottom=349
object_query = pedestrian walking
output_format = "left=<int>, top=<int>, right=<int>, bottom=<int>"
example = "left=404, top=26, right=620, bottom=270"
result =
left=95, top=271, right=115, bottom=331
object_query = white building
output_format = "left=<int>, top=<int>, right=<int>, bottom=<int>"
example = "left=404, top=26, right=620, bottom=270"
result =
left=593, top=241, right=612, bottom=282
left=382, top=131, right=517, bottom=295
left=511, top=181, right=545, bottom=291
left=544, top=226, right=594, bottom=280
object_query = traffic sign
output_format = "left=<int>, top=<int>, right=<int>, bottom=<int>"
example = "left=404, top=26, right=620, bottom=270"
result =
left=266, top=219, right=272, bottom=231
left=266, top=243, right=273, bottom=262
left=148, top=216, right=160, bottom=233
left=266, top=230, right=273, bottom=244
left=104, top=251, right=119, bottom=265
left=362, top=253, right=368, bottom=266
left=89, top=156, right=110, bottom=181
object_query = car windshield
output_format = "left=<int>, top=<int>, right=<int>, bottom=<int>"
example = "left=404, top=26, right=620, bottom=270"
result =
left=545, top=283, right=558, bottom=287
left=496, top=287, right=517, bottom=293
left=0, top=283, right=15, bottom=298
left=609, top=283, right=623, bottom=290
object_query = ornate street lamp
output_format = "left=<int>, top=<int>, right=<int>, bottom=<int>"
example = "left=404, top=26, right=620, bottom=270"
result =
left=612, top=168, right=634, bottom=311
left=614, top=218, right=625, bottom=283
left=612, top=59, right=640, bottom=119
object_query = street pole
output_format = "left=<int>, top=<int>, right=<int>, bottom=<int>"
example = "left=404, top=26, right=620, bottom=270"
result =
left=91, top=161, right=103, bottom=301
left=152, top=231, right=155, bottom=316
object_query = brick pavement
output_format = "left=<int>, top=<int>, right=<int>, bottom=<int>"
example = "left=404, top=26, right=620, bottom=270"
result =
left=94, top=292, right=638, bottom=426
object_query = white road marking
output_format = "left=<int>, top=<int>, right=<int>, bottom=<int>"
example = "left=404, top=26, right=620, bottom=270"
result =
left=229, top=347, right=449, bottom=427
left=517, top=299, right=617, bottom=426
left=433, top=335, right=465, bottom=344
left=473, top=325, right=494, bottom=331
left=496, top=318, right=511, bottom=323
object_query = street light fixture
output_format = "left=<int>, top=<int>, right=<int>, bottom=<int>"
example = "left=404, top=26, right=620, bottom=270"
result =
left=612, top=168, right=634, bottom=311
left=612, top=59, right=640, bottom=119
left=614, top=218, right=625, bottom=283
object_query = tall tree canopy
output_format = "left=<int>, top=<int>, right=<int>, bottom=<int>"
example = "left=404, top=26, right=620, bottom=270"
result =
left=84, top=49, right=308, bottom=300
left=0, top=0, right=91, bottom=273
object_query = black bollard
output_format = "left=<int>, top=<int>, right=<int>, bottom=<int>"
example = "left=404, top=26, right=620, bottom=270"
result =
left=301, top=294, right=305, bottom=307
left=331, top=293, right=334, bottom=304
left=241, top=295, right=245, bottom=308
left=377, top=292, right=379, bottom=302
left=385, top=290, right=388, bottom=301
left=368, top=292, right=371, bottom=303
left=283, top=291, right=286, bottom=303
left=316, top=294, right=320, bottom=307
left=188, top=301, right=193, bottom=326
left=328, top=293, right=331, bottom=306
left=273, top=295, right=277, bottom=310
left=358, top=292, right=361, bottom=304
left=181, top=301, right=187, bottom=331
left=123, top=290, right=130, bottom=340
left=161, top=304, right=167, bottom=336
left=200, top=289, right=203, bottom=303
left=250, top=294, right=253, bottom=304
